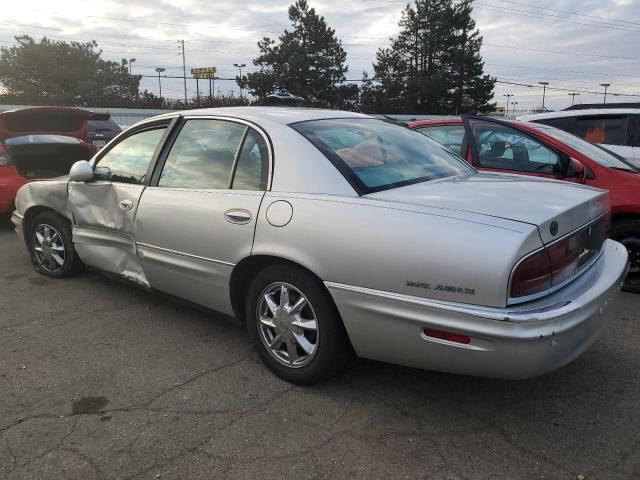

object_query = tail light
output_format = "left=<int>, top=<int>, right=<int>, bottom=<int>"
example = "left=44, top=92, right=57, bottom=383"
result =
left=510, top=216, right=607, bottom=300
left=0, top=145, right=9, bottom=166
left=510, top=249, right=552, bottom=298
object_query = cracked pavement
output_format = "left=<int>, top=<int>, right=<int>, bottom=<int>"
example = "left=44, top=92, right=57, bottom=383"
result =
left=1, top=216, right=639, bottom=480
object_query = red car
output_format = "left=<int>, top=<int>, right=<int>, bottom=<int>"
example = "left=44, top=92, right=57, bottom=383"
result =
left=409, top=116, right=640, bottom=292
left=0, top=107, right=103, bottom=215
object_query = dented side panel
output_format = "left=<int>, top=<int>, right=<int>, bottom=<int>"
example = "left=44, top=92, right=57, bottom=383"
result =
left=68, top=181, right=149, bottom=287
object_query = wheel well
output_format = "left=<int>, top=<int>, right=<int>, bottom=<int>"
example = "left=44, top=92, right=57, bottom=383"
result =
left=22, top=207, right=68, bottom=244
left=229, top=255, right=328, bottom=324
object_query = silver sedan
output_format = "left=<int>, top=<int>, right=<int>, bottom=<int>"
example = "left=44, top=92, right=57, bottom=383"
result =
left=11, top=107, right=628, bottom=384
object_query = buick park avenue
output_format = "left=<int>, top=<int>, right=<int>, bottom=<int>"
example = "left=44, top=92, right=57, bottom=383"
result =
left=11, top=107, right=629, bottom=384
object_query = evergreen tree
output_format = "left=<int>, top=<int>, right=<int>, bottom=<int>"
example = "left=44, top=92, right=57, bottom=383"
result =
left=366, top=0, right=494, bottom=114
left=242, top=0, right=349, bottom=107
left=0, top=36, right=150, bottom=107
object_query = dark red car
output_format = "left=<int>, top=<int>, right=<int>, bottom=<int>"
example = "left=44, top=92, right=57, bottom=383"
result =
left=409, top=116, right=640, bottom=292
left=0, top=107, right=104, bottom=215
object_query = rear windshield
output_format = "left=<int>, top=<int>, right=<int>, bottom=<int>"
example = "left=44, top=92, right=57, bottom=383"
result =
left=535, top=124, right=638, bottom=172
left=87, top=118, right=121, bottom=133
left=291, top=118, right=474, bottom=194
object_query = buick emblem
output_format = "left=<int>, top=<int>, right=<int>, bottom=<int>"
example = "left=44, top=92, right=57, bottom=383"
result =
left=550, top=221, right=559, bottom=236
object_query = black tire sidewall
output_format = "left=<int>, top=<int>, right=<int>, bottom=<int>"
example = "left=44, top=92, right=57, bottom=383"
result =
left=610, top=219, right=640, bottom=293
left=29, top=211, right=80, bottom=278
left=245, top=264, right=351, bottom=384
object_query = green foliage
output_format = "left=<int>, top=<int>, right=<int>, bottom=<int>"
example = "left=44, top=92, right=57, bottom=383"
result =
left=0, top=36, right=148, bottom=107
left=362, top=0, right=495, bottom=114
left=243, top=0, right=350, bottom=108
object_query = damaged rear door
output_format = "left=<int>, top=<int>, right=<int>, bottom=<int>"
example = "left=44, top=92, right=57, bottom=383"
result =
left=68, top=119, right=175, bottom=286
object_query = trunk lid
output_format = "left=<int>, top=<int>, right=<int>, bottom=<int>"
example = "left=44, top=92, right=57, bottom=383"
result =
left=0, top=107, right=109, bottom=141
left=366, top=172, right=609, bottom=244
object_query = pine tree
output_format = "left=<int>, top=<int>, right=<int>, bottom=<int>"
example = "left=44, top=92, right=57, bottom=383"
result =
left=242, top=0, right=349, bottom=107
left=366, top=0, right=494, bottom=114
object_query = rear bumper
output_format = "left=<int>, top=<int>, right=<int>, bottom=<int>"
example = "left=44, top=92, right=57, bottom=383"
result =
left=327, top=239, right=628, bottom=379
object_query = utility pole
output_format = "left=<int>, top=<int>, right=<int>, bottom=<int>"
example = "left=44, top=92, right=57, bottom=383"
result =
left=155, top=67, right=165, bottom=98
left=180, top=40, right=187, bottom=102
left=503, top=94, right=513, bottom=117
left=234, top=63, right=246, bottom=99
left=538, top=82, right=549, bottom=111
left=600, top=83, right=611, bottom=106
left=568, top=92, right=579, bottom=106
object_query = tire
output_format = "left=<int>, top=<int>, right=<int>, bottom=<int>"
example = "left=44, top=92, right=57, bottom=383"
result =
left=28, top=211, right=83, bottom=278
left=610, top=219, right=640, bottom=293
left=245, top=263, right=352, bottom=384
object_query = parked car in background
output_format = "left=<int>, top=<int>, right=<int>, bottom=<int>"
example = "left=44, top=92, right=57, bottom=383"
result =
left=10, top=107, right=627, bottom=383
left=0, top=107, right=101, bottom=215
left=86, top=114, right=122, bottom=149
left=517, top=109, right=640, bottom=165
left=410, top=116, right=640, bottom=292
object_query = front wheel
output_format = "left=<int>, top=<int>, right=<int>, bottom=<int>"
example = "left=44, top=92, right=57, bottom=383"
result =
left=28, top=211, right=82, bottom=278
left=245, top=264, right=352, bottom=384
left=611, top=219, right=640, bottom=293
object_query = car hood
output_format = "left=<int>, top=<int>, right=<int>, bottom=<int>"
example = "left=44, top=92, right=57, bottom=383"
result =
left=366, top=172, right=609, bottom=244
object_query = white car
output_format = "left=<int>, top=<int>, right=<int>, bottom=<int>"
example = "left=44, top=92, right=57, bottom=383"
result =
left=518, top=109, right=640, bottom=165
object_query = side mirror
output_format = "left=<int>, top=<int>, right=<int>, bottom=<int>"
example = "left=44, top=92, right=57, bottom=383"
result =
left=567, top=157, right=586, bottom=182
left=69, top=160, right=94, bottom=182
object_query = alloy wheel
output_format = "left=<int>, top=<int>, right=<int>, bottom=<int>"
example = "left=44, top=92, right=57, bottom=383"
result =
left=33, top=224, right=66, bottom=273
left=257, top=282, right=319, bottom=368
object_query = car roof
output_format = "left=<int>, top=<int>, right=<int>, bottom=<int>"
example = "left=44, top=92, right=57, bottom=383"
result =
left=518, top=108, right=640, bottom=121
left=143, top=106, right=371, bottom=126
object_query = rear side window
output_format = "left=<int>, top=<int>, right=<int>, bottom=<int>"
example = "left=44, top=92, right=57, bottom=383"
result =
left=231, top=128, right=269, bottom=190
left=635, top=116, right=640, bottom=147
left=159, top=119, right=247, bottom=189
left=573, top=116, right=629, bottom=146
left=416, top=125, right=465, bottom=156
left=95, top=127, right=166, bottom=184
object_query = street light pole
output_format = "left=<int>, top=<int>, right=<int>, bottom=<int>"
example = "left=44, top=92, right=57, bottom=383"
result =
left=600, top=83, right=611, bottom=106
left=538, top=82, right=549, bottom=111
left=155, top=67, right=165, bottom=98
left=512, top=101, right=519, bottom=116
left=568, top=92, right=580, bottom=106
left=179, top=40, right=187, bottom=102
left=234, top=63, right=247, bottom=99
left=503, top=94, right=513, bottom=117
left=129, top=58, right=136, bottom=75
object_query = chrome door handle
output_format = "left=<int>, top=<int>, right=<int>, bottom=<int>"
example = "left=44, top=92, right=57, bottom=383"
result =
left=224, top=209, right=252, bottom=224
left=119, top=199, right=134, bottom=210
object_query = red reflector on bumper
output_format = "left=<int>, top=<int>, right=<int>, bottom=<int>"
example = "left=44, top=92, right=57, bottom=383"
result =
left=423, top=328, right=471, bottom=345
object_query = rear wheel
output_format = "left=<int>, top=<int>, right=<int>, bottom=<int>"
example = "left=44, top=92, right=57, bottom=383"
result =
left=29, top=211, right=82, bottom=278
left=245, top=264, right=352, bottom=384
left=611, top=219, right=640, bottom=293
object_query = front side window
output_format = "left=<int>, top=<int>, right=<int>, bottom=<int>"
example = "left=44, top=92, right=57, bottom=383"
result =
left=159, top=119, right=247, bottom=189
left=471, top=121, right=565, bottom=175
left=95, top=127, right=166, bottom=184
left=573, top=116, right=629, bottom=146
left=417, top=125, right=465, bottom=157
left=292, top=118, right=474, bottom=194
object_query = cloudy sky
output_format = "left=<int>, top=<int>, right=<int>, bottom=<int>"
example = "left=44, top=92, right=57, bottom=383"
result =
left=2, top=0, right=639, bottom=112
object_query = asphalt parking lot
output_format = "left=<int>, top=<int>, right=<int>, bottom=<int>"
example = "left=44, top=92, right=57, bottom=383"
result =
left=0, top=215, right=639, bottom=480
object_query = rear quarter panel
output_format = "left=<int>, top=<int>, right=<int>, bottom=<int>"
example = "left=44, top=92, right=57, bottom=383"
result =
left=252, top=192, right=543, bottom=308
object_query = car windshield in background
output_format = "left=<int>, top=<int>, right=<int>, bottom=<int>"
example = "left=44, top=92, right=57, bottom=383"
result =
left=292, top=118, right=474, bottom=193
left=536, top=125, right=639, bottom=172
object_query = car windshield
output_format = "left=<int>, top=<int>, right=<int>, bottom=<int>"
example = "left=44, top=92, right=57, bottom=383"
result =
left=292, top=118, right=474, bottom=193
left=534, top=124, right=639, bottom=172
